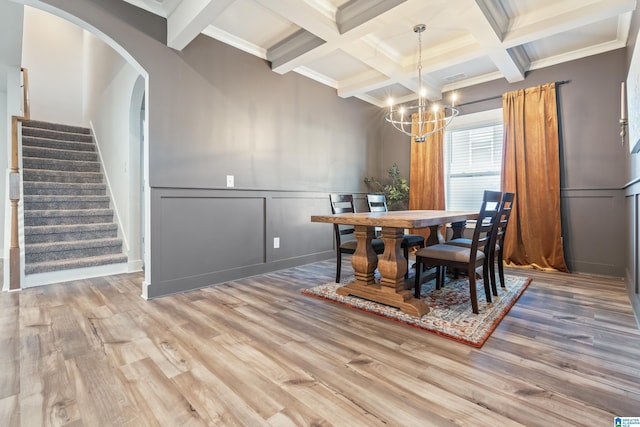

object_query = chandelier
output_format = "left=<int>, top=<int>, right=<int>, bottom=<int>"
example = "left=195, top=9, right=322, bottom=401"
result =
left=385, top=24, right=459, bottom=142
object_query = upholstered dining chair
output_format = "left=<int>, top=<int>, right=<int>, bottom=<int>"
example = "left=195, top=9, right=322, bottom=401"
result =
left=329, top=194, right=385, bottom=283
left=366, top=194, right=425, bottom=278
left=447, top=192, right=514, bottom=295
left=414, top=190, right=502, bottom=314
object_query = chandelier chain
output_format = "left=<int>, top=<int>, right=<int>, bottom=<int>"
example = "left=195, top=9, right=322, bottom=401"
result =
left=417, top=27, right=423, bottom=109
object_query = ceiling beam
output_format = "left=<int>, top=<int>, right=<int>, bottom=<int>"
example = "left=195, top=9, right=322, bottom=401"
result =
left=467, top=0, right=526, bottom=82
left=336, top=0, right=406, bottom=34
left=167, top=0, right=236, bottom=51
left=268, top=30, right=326, bottom=70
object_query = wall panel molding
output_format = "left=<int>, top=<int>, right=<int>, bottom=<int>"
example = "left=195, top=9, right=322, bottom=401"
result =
left=144, top=188, right=338, bottom=298
left=560, top=188, right=625, bottom=277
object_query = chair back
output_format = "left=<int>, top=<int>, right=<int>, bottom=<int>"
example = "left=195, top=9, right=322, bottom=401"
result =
left=366, top=194, right=388, bottom=212
left=470, top=190, right=502, bottom=261
left=329, top=194, right=356, bottom=245
left=494, top=192, right=515, bottom=249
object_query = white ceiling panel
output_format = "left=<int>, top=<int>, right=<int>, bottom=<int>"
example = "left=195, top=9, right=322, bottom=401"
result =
left=305, top=48, right=373, bottom=81
left=366, top=82, right=415, bottom=105
left=522, top=16, right=621, bottom=63
left=212, top=0, right=300, bottom=49
left=432, top=56, right=500, bottom=87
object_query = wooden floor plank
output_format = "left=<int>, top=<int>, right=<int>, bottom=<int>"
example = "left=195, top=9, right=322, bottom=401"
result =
left=1, top=260, right=639, bottom=425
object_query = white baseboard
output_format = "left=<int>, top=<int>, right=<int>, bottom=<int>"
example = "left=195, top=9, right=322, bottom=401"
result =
left=24, top=262, right=138, bottom=288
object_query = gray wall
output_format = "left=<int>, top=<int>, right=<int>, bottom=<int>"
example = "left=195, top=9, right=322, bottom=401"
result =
left=156, top=34, right=380, bottom=191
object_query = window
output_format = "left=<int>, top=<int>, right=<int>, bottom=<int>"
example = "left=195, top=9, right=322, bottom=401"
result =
left=444, top=109, right=503, bottom=211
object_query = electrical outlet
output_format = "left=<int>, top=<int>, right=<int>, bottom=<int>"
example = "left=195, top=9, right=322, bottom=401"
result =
left=273, top=237, right=280, bottom=248
left=226, top=175, right=234, bottom=187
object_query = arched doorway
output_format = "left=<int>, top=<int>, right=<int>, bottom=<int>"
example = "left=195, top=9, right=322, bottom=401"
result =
left=9, top=0, right=150, bottom=289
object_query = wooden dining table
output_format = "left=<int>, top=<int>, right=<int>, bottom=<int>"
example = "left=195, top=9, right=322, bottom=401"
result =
left=311, top=210, right=478, bottom=317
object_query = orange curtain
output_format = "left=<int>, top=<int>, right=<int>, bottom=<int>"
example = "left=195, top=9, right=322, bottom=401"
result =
left=501, top=83, right=568, bottom=272
left=409, top=111, right=445, bottom=240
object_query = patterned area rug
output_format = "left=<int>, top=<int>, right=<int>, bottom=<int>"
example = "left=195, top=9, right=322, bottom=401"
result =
left=302, top=274, right=531, bottom=348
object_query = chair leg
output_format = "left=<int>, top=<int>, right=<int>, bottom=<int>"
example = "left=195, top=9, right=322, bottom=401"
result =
left=468, top=266, right=479, bottom=314
left=336, top=253, right=342, bottom=283
left=482, top=264, right=492, bottom=303
left=414, top=258, right=422, bottom=298
left=435, top=266, right=441, bottom=290
left=403, top=245, right=410, bottom=279
left=498, top=249, right=506, bottom=288
left=489, top=247, right=498, bottom=295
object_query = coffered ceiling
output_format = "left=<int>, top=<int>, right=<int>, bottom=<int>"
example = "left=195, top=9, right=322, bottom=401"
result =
left=120, top=0, right=637, bottom=107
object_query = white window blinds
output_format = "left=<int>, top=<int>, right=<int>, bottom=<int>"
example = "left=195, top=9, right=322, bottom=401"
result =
left=444, top=110, right=503, bottom=211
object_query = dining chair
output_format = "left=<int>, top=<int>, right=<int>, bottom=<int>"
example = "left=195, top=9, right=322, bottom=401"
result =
left=447, top=192, right=514, bottom=295
left=489, top=192, right=515, bottom=291
left=329, top=194, right=385, bottom=283
left=366, top=194, right=425, bottom=278
left=414, top=190, right=502, bottom=314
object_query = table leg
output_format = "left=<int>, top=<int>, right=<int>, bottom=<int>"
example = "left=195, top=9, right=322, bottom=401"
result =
left=426, top=221, right=467, bottom=246
left=450, top=221, right=467, bottom=239
left=337, top=226, right=429, bottom=317
left=350, top=225, right=378, bottom=285
left=377, top=227, right=406, bottom=288
left=426, top=225, right=445, bottom=246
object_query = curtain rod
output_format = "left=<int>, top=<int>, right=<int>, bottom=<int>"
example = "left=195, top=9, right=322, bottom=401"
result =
left=457, top=80, right=571, bottom=107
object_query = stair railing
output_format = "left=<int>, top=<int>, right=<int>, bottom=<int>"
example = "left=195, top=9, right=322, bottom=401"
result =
left=9, top=68, right=30, bottom=290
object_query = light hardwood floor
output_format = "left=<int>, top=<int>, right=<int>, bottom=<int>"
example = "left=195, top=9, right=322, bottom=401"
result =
left=1, top=259, right=639, bottom=426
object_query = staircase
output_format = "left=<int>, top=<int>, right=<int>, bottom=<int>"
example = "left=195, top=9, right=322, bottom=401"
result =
left=21, top=120, right=127, bottom=276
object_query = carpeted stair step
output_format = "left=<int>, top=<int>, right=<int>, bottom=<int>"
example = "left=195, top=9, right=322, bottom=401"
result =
left=23, top=157, right=101, bottom=173
left=22, top=123, right=93, bottom=143
left=22, top=135, right=96, bottom=152
left=23, top=168, right=103, bottom=184
left=23, top=146, right=98, bottom=162
left=21, top=126, right=94, bottom=143
left=26, top=238, right=123, bottom=263
left=25, top=223, right=119, bottom=244
left=24, top=208, right=114, bottom=226
left=24, top=120, right=91, bottom=135
left=23, top=181, right=107, bottom=196
left=24, top=195, right=110, bottom=210
left=25, top=253, right=128, bottom=275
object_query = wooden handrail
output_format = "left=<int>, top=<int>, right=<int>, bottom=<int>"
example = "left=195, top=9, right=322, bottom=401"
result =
left=22, top=67, right=30, bottom=121
left=9, top=67, right=30, bottom=290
